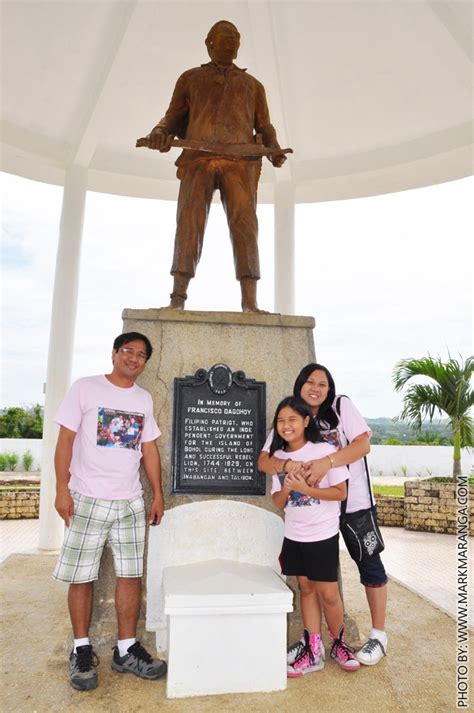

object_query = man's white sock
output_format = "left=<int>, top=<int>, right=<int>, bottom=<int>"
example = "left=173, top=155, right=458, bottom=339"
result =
left=73, top=637, right=90, bottom=653
left=118, top=638, right=136, bottom=657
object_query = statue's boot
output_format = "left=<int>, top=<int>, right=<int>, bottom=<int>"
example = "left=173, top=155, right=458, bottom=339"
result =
left=166, top=274, right=190, bottom=309
left=240, top=277, right=269, bottom=314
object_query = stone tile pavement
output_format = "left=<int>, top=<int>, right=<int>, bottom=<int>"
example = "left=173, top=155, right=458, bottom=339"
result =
left=380, top=526, right=472, bottom=628
left=0, top=518, right=45, bottom=563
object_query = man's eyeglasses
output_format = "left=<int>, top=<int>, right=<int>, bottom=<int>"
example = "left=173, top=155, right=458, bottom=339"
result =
left=118, top=347, right=148, bottom=362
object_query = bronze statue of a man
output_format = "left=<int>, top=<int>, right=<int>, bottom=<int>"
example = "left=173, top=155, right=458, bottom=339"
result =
left=142, top=20, right=287, bottom=312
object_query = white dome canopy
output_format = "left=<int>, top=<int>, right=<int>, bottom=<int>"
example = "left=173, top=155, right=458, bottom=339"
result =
left=2, top=0, right=472, bottom=202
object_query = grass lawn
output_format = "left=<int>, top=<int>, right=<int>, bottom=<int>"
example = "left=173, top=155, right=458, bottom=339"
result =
left=373, top=484, right=404, bottom=497
left=0, top=484, right=40, bottom=491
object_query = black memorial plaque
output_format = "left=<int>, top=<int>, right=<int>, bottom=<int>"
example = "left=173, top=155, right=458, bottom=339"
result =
left=171, top=364, right=266, bottom=495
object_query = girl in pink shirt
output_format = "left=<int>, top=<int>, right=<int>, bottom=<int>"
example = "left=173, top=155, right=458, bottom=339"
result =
left=270, top=396, right=360, bottom=676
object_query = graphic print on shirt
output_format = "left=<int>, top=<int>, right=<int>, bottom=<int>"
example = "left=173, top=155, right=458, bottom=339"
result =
left=97, top=408, right=144, bottom=450
left=278, top=475, right=320, bottom=507
left=320, top=428, right=343, bottom=450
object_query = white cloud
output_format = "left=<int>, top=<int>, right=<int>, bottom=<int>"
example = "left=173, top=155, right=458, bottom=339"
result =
left=295, top=179, right=472, bottom=416
left=1, top=174, right=61, bottom=406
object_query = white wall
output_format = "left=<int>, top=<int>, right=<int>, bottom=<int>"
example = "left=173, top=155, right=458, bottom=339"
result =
left=0, top=439, right=42, bottom=471
left=369, top=445, right=472, bottom=477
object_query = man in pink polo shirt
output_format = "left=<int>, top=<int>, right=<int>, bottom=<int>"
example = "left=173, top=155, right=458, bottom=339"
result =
left=52, top=332, right=167, bottom=691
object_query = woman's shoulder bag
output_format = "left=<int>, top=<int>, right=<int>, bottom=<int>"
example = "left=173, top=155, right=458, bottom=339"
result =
left=336, top=395, right=385, bottom=562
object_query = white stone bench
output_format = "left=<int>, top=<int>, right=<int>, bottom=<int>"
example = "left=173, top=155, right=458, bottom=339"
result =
left=146, top=500, right=293, bottom=698
left=164, top=558, right=292, bottom=698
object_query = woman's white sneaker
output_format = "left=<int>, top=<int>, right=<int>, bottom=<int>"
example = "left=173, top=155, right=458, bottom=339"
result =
left=356, top=637, right=387, bottom=665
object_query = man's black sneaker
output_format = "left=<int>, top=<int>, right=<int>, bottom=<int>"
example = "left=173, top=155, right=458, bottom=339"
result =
left=111, top=641, right=167, bottom=680
left=69, top=644, right=99, bottom=691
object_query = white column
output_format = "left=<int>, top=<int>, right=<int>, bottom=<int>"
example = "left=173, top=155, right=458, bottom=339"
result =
left=39, top=165, right=87, bottom=550
left=273, top=181, right=295, bottom=314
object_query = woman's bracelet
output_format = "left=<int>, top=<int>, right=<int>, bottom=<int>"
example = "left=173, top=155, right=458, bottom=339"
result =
left=326, top=455, right=335, bottom=467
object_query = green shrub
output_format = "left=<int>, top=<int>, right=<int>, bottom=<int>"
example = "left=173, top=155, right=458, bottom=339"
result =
left=429, top=476, right=474, bottom=485
left=5, top=452, right=19, bottom=471
left=0, top=454, right=7, bottom=471
left=22, top=450, right=34, bottom=471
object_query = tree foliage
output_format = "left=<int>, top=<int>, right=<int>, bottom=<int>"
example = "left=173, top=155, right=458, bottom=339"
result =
left=393, top=354, right=473, bottom=478
left=0, top=405, right=44, bottom=439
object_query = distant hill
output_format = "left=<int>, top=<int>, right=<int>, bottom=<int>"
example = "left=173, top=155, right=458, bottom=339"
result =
left=365, top=418, right=453, bottom=445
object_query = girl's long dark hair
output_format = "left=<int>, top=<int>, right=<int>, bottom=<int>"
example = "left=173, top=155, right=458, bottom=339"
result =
left=293, top=363, right=339, bottom=430
left=269, top=396, right=321, bottom=455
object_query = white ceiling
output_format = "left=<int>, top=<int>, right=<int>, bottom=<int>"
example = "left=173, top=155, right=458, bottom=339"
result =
left=1, top=0, right=472, bottom=202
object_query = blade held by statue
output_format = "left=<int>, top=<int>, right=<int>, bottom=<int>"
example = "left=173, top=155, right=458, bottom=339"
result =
left=136, top=136, right=293, bottom=159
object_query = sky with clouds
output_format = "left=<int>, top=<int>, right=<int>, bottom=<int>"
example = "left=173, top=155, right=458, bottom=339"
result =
left=1, top=171, right=472, bottom=418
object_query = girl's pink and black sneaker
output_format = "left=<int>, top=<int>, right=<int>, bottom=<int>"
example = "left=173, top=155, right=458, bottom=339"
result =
left=287, top=630, right=325, bottom=677
left=330, top=624, right=360, bottom=671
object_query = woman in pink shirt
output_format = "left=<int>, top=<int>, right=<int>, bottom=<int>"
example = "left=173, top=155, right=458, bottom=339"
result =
left=270, top=396, right=360, bottom=677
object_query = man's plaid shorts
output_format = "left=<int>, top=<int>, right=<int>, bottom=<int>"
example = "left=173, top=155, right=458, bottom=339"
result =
left=53, top=491, right=146, bottom=583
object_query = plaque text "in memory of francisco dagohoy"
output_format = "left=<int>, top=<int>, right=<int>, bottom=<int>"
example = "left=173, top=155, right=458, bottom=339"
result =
left=171, top=364, right=266, bottom=495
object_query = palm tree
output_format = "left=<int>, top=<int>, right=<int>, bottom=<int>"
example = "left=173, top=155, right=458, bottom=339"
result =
left=393, top=355, right=473, bottom=479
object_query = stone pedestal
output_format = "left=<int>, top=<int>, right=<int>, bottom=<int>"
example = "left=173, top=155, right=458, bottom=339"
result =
left=123, top=308, right=316, bottom=509
left=91, top=309, right=315, bottom=646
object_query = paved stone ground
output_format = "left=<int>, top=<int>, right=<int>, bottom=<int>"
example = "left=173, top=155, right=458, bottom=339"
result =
left=378, top=528, right=473, bottom=628
left=0, top=519, right=41, bottom=563
left=1, top=548, right=471, bottom=713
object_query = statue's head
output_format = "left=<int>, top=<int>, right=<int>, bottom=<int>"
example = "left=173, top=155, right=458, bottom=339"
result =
left=205, top=20, right=240, bottom=63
